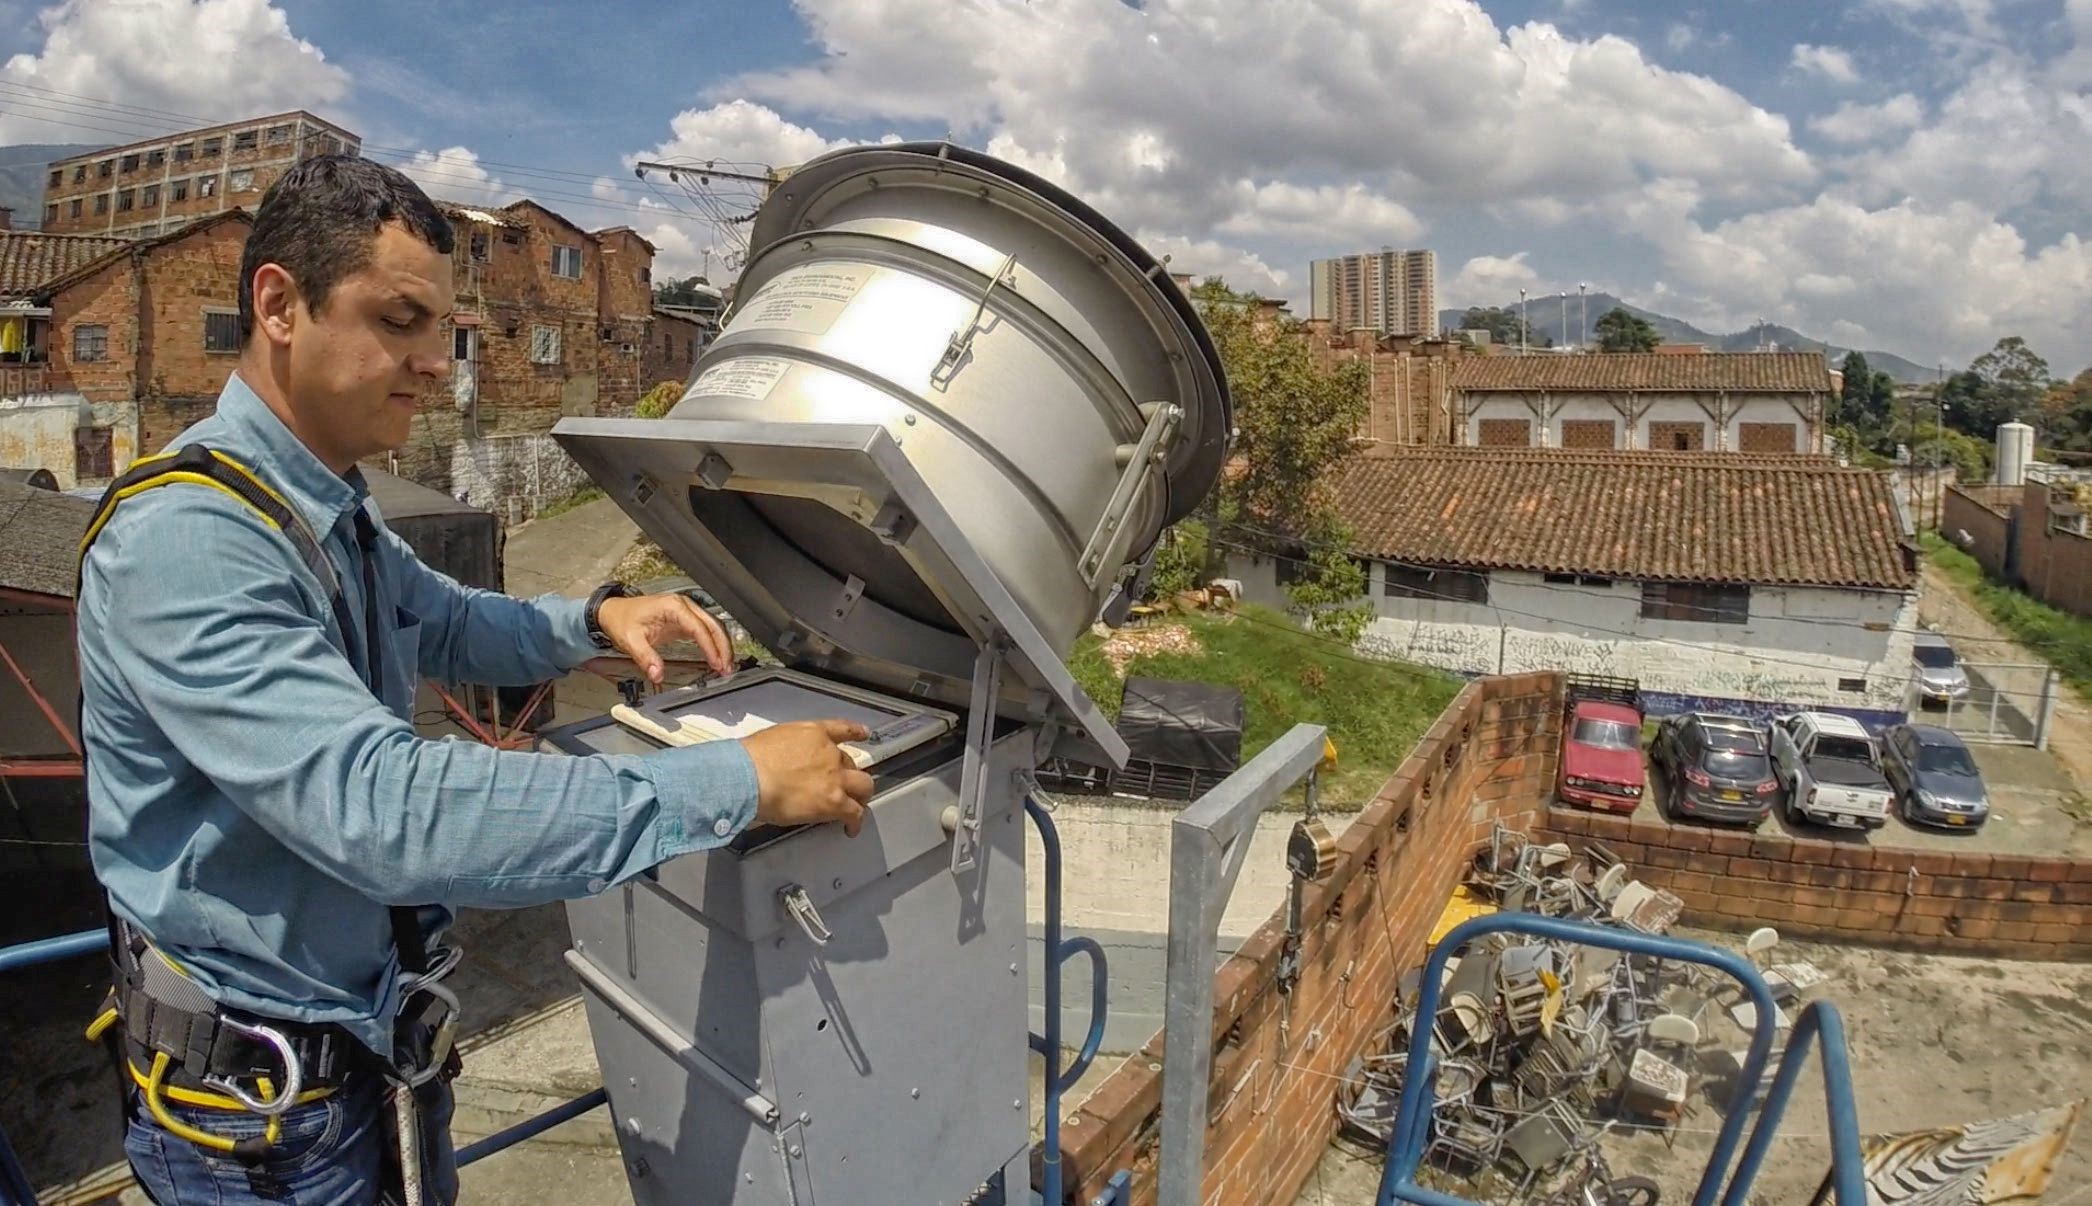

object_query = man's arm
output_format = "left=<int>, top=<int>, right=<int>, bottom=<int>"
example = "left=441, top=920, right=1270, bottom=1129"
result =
left=88, top=495, right=755, bottom=910
left=380, top=525, right=599, bottom=687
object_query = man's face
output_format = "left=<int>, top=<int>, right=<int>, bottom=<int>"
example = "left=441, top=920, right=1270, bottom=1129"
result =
left=284, top=222, right=454, bottom=464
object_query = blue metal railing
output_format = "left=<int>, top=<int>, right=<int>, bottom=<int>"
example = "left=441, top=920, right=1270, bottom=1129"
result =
left=0, top=928, right=609, bottom=1206
left=1027, top=795, right=1110, bottom=1206
left=1373, top=913, right=1867, bottom=1206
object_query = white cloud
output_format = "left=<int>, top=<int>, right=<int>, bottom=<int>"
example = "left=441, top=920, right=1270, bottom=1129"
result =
left=1133, top=231, right=1290, bottom=300
left=1664, top=22, right=1730, bottom=53
left=632, top=99, right=858, bottom=176
left=1791, top=43, right=1860, bottom=84
left=1216, top=181, right=1425, bottom=247
left=398, top=146, right=518, bottom=208
left=1444, top=253, right=1544, bottom=309
left=0, top=0, right=347, bottom=144
left=1839, top=60, right=2092, bottom=215
left=1809, top=94, right=1925, bottom=144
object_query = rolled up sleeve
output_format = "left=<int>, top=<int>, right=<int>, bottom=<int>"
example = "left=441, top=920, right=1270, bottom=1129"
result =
left=88, top=495, right=757, bottom=910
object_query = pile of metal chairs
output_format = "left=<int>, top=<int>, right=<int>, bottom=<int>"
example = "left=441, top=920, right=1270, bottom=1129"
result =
left=1337, top=825, right=1715, bottom=1196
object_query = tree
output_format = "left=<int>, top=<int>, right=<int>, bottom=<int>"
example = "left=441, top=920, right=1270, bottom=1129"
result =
left=634, top=379, right=683, bottom=419
left=653, top=275, right=718, bottom=308
left=1593, top=307, right=1660, bottom=353
left=1454, top=306, right=1551, bottom=349
left=1943, top=336, right=2053, bottom=440
left=1189, top=278, right=1372, bottom=639
left=2043, top=369, right=2092, bottom=453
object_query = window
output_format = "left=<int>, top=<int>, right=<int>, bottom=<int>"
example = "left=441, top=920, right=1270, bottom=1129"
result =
left=1383, top=563, right=1490, bottom=604
left=43, top=204, right=56, bottom=224
left=229, top=169, right=254, bottom=192
left=146, top=149, right=165, bottom=168
left=72, top=165, right=86, bottom=183
left=73, top=324, right=109, bottom=362
left=97, top=160, right=113, bottom=178
left=47, top=169, right=60, bottom=187
left=454, top=327, right=473, bottom=360
left=469, top=231, right=490, bottom=262
left=1640, top=581, right=1749, bottom=624
left=1477, top=418, right=1532, bottom=447
left=232, top=130, right=258, bottom=152
left=142, top=184, right=159, bottom=206
left=1543, top=573, right=1612, bottom=587
left=120, top=154, right=139, bottom=173
left=174, top=142, right=194, bottom=163
left=1837, top=677, right=1867, bottom=693
left=551, top=244, right=584, bottom=279
left=1560, top=419, right=1617, bottom=449
left=266, top=124, right=291, bottom=144
left=530, top=324, right=562, bottom=365
left=1917, top=741, right=1978, bottom=776
left=1571, top=718, right=1639, bottom=751
left=203, top=310, right=240, bottom=354
left=69, top=199, right=82, bottom=219
left=171, top=180, right=188, bottom=202
left=1739, top=422, right=1797, bottom=453
left=117, top=189, right=134, bottom=212
left=200, top=137, right=221, bottom=157
left=93, top=195, right=108, bottom=215
left=74, top=426, right=114, bottom=480
left=1648, top=421, right=1705, bottom=452
left=198, top=175, right=217, bottom=198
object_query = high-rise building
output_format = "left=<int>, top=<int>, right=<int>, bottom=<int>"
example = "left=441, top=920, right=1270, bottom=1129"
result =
left=39, top=111, right=360, bottom=238
left=1309, top=249, right=1437, bottom=337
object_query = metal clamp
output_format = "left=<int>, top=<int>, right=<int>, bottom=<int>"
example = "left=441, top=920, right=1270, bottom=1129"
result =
left=392, top=945, right=464, bottom=1089
left=951, top=635, right=1007, bottom=876
left=1079, top=402, right=1181, bottom=588
left=780, top=885, right=832, bottom=947
left=933, top=252, right=1017, bottom=384
left=201, top=1017, right=303, bottom=1115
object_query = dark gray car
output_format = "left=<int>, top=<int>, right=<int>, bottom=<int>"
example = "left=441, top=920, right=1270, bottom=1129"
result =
left=1880, top=724, right=1990, bottom=830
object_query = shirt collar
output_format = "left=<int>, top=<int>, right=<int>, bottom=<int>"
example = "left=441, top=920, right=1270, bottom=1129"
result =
left=215, top=373, right=369, bottom=538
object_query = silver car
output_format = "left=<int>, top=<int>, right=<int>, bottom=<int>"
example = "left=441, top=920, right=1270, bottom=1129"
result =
left=1912, top=631, right=1970, bottom=706
left=1881, top=724, right=1990, bottom=829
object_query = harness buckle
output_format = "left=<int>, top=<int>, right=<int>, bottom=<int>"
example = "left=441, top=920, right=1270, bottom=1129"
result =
left=201, top=1016, right=304, bottom=1115
left=391, top=945, right=464, bottom=1089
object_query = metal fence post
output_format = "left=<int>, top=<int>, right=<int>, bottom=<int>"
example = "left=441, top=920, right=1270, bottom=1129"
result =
left=2035, top=668, right=2056, bottom=751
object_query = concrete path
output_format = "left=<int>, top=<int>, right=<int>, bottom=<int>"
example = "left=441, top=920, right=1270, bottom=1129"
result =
left=1918, top=561, right=2092, bottom=790
left=501, top=496, right=639, bottom=600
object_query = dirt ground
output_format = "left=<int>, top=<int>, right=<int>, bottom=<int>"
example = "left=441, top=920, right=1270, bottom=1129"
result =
left=1919, top=561, right=2092, bottom=791
left=1295, top=933, right=2092, bottom=1204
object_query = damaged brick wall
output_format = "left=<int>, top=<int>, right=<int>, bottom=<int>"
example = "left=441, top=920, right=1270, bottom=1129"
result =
left=1057, top=671, right=1565, bottom=1206
left=1540, top=809, right=2092, bottom=962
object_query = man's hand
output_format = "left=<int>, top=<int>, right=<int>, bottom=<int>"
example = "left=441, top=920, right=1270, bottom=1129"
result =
left=743, top=720, right=876, bottom=836
left=595, top=592, right=733, bottom=683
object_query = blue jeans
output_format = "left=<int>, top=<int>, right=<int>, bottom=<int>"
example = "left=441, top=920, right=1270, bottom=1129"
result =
left=124, top=1072, right=457, bottom=1206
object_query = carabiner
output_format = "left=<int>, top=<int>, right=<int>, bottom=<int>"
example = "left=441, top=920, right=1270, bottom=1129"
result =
left=200, top=1016, right=303, bottom=1116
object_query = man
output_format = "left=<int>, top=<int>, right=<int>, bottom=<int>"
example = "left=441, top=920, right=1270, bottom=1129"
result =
left=75, top=156, right=874, bottom=1204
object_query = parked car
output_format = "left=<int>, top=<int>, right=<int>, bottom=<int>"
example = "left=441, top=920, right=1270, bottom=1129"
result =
left=1648, top=713, right=1782, bottom=826
left=1911, top=631, right=1971, bottom=708
left=1556, top=676, right=1646, bottom=813
left=1768, top=712, right=1895, bottom=830
left=1880, top=723, right=1990, bottom=830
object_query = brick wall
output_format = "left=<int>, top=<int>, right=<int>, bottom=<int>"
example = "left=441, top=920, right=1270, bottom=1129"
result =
left=2017, top=483, right=2092, bottom=618
left=1943, top=484, right=2016, bottom=579
left=1538, top=808, right=2092, bottom=961
left=1057, top=672, right=1565, bottom=1206
left=643, top=311, right=706, bottom=393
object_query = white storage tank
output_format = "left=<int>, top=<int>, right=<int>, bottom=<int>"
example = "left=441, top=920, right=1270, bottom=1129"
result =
left=1996, top=421, right=2034, bottom=486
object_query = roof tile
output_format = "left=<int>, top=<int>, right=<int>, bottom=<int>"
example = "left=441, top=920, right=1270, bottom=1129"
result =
left=1449, top=352, right=1833, bottom=393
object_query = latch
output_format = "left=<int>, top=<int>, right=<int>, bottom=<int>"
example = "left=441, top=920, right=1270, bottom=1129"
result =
left=1278, top=769, right=1337, bottom=996
left=778, top=884, right=832, bottom=947
left=1079, top=401, right=1181, bottom=588
left=931, top=252, right=1017, bottom=387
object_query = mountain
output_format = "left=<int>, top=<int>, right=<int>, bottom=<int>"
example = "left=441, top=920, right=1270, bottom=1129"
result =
left=1438, top=291, right=1934, bottom=383
left=0, top=143, right=109, bottom=228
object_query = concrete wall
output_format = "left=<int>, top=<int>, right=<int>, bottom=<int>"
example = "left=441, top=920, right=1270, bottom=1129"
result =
left=1459, top=391, right=1821, bottom=452
left=1057, top=673, right=1564, bottom=1206
left=0, top=395, right=137, bottom=490
left=1942, top=484, right=2015, bottom=579
left=1227, top=554, right=1917, bottom=722
left=412, top=433, right=595, bottom=526
left=2016, top=483, right=2092, bottom=618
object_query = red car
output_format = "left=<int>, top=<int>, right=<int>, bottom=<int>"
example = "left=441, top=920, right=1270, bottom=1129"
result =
left=1556, top=676, right=1647, bottom=813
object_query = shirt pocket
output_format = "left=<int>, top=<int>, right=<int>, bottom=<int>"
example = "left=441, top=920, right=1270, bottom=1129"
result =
left=387, top=607, right=424, bottom=693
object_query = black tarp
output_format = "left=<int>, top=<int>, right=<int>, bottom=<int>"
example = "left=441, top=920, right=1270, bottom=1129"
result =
left=367, top=468, right=501, bottom=591
left=1115, top=676, right=1244, bottom=773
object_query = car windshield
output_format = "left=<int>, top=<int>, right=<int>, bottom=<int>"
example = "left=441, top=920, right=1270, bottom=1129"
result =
left=1573, top=718, right=1639, bottom=750
left=1913, top=645, right=1957, bottom=669
left=1704, top=727, right=1764, bottom=754
left=1917, top=743, right=1980, bottom=776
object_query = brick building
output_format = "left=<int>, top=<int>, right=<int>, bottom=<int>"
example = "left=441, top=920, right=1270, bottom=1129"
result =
left=1449, top=351, right=1834, bottom=453
left=40, top=111, right=359, bottom=239
left=643, top=306, right=709, bottom=391
left=0, top=213, right=250, bottom=488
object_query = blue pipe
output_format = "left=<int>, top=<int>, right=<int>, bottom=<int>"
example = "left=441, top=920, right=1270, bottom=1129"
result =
left=0, top=929, right=103, bottom=975
left=1720, top=1000, right=1866, bottom=1205
left=454, top=1087, right=609, bottom=1167
left=1027, top=795, right=1110, bottom=1206
left=1375, top=913, right=1780, bottom=1206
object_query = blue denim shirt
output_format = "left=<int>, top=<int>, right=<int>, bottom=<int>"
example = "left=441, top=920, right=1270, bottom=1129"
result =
left=77, top=374, right=758, bottom=1056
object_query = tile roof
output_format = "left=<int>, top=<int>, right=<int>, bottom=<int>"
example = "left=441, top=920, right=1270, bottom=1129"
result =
left=0, top=231, right=132, bottom=300
left=1449, top=352, right=1833, bottom=393
left=1327, top=447, right=1915, bottom=591
left=0, top=477, right=94, bottom=599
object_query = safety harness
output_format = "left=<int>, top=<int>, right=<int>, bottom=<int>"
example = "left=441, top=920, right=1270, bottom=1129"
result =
left=77, top=444, right=458, bottom=1170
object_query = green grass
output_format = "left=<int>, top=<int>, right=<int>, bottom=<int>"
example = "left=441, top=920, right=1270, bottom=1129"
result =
left=1068, top=605, right=1462, bottom=807
left=534, top=485, right=604, bottom=521
left=1921, top=531, right=2092, bottom=704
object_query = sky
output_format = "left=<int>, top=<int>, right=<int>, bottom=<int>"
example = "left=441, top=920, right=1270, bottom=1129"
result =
left=0, top=0, right=2085, bottom=374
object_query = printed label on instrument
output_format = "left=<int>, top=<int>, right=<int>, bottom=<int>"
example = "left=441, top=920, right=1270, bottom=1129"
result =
left=688, top=356, right=791, bottom=402
left=738, top=264, right=872, bottom=335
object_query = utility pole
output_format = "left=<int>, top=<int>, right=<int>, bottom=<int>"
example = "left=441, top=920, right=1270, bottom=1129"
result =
left=1559, top=292, right=1568, bottom=352
left=1519, top=288, right=1528, bottom=354
left=1578, top=283, right=1586, bottom=349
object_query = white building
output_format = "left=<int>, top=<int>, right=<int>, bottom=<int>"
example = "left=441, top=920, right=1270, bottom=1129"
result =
left=1451, top=351, right=1833, bottom=454
left=1228, top=448, right=1921, bottom=726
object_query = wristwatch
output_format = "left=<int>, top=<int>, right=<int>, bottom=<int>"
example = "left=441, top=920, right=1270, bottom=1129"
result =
left=584, top=582, right=637, bottom=649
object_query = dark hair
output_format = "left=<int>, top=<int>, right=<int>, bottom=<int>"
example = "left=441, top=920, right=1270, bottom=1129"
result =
left=238, top=155, right=455, bottom=342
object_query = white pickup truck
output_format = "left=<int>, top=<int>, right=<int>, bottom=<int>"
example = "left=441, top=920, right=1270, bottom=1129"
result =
left=1768, top=712, right=1895, bottom=830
